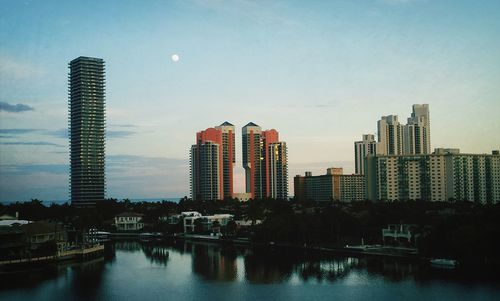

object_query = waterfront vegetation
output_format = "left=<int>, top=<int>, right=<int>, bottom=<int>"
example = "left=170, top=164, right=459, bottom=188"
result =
left=1, top=198, right=500, bottom=268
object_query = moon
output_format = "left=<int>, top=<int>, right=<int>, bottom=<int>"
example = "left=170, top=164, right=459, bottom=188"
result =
left=171, top=54, right=180, bottom=62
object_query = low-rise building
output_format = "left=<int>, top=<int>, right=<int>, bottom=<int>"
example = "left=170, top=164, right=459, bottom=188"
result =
left=22, top=221, right=68, bottom=253
left=294, top=168, right=365, bottom=202
left=234, top=192, right=251, bottom=202
left=183, top=213, right=234, bottom=233
left=114, top=212, right=145, bottom=231
left=0, top=221, right=68, bottom=259
left=382, top=224, right=420, bottom=247
left=339, top=174, right=365, bottom=201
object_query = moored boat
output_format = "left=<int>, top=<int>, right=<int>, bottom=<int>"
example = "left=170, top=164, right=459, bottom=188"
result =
left=430, top=258, right=458, bottom=268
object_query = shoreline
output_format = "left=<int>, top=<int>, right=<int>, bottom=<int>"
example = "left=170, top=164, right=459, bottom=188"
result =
left=176, top=233, right=425, bottom=261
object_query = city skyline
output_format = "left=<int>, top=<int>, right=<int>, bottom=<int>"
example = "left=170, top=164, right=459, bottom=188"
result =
left=1, top=0, right=500, bottom=201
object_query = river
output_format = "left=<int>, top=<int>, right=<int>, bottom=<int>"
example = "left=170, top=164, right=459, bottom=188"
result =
left=1, top=241, right=499, bottom=300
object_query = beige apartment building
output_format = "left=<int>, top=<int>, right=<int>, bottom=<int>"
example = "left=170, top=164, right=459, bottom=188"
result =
left=365, top=149, right=500, bottom=203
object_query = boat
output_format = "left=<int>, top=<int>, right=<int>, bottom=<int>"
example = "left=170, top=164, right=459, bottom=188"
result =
left=85, top=229, right=111, bottom=243
left=430, top=258, right=458, bottom=268
left=139, top=232, right=163, bottom=241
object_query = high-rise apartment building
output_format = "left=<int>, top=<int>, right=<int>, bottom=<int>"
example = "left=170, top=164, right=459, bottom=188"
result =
left=377, top=115, right=404, bottom=155
left=69, top=56, right=106, bottom=207
left=411, top=104, right=430, bottom=154
left=404, top=104, right=431, bottom=155
left=215, top=122, right=235, bottom=199
left=191, top=128, right=222, bottom=201
left=242, top=122, right=262, bottom=199
left=242, top=122, right=287, bottom=199
left=268, top=142, right=288, bottom=199
left=365, top=149, right=500, bottom=203
left=190, top=125, right=233, bottom=201
left=354, top=134, right=377, bottom=175
left=375, top=104, right=431, bottom=157
left=190, top=141, right=221, bottom=201
left=262, top=129, right=279, bottom=197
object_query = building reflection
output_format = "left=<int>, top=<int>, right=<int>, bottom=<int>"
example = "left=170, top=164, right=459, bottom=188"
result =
left=188, top=242, right=237, bottom=281
left=295, top=257, right=360, bottom=282
left=114, top=240, right=142, bottom=252
left=68, top=257, right=107, bottom=300
left=244, top=248, right=295, bottom=283
left=363, top=257, right=420, bottom=282
left=141, top=242, right=170, bottom=266
left=0, top=265, right=60, bottom=290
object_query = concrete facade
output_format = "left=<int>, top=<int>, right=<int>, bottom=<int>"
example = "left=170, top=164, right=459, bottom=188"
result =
left=242, top=122, right=287, bottom=200
left=365, top=149, right=500, bottom=203
left=354, top=134, right=377, bottom=175
left=294, top=168, right=365, bottom=202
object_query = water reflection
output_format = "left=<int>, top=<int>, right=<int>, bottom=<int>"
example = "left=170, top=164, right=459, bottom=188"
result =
left=295, top=258, right=359, bottom=282
left=189, top=243, right=237, bottom=281
left=1, top=240, right=499, bottom=301
left=244, top=248, right=294, bottom=283
left=68, top=257, right=106, bottom=300
left=141, top=243, right=170, bottom=266
left=114, top=240, right=170, bottom=266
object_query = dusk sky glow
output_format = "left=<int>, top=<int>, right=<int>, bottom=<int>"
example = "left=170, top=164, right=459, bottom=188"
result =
left=1, top=0, right=499, bottom=202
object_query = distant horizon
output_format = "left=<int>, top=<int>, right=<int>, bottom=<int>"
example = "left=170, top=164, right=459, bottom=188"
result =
left=1, top=0, right=499, bottom=202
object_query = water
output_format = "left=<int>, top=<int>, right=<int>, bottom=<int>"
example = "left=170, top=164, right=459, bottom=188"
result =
left=1, top=241, right=499, bottom=301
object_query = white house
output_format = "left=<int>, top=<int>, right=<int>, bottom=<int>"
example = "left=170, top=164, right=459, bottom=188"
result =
left=183, top=213, right=234, bottom=233
left=114, top=212, right=145, bottom=231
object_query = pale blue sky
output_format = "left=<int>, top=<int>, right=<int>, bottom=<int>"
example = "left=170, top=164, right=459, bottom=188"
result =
left=1, top=0, right=499, bottom=201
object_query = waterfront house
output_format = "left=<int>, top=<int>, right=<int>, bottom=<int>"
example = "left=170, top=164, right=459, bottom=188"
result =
left=22, top=221, right=68, bottom=254
left=382, top=224, right=420, bottom=247
left=0, top=221, right=68, bottom=259
left=183, top=214, right=234, bottom=233
left=114, top=212, right=145, bottom=231
left=160, top=211, right=202, bottom=225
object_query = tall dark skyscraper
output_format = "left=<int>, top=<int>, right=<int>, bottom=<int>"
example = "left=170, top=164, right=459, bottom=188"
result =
left=69, top=56, right=106, bottom=207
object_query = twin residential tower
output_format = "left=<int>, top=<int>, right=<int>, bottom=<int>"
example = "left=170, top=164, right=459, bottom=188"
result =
left=190, top=122, right=288, bottom=201
left=355, top=104, right=431, bottom=175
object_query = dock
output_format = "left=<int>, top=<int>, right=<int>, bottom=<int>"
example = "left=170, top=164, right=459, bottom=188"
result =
left=0, top=244, right=105, bottom=267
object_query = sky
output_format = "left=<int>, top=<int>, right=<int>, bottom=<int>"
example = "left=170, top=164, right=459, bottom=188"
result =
left=1, top=0, right=499, bottom=202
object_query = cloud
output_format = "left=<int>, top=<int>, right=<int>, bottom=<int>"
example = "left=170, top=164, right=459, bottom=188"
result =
left=0, top=101, right=34, bottom=113
left=0, top=164, right=69, bottom=175
left=44, top=129, right=136, bottom=139
left=0, top=128, right=38, bottom=134
left=44, top=129, right=68, bottom=139
left=0, top=54, right=44, bottom=80
left=0, top=155, right=189, bottom=201
left=106, top=155, right=188, bottom=198
left=107, top=130, right=136, bottom=139
left=2, top=128, right=135, bottom=140
left=108, top=124, right=138, bottom=128
left=107, top=155, right=186, bottom=172
left=0, top=141, right=65, bottom=147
